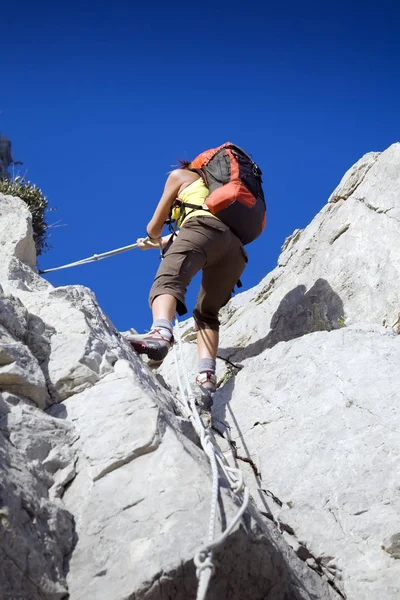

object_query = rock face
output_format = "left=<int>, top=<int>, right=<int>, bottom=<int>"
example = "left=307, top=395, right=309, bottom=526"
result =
left=1, top=143, right=400, bottom=600
left=161, top=143, right=400, bottom=599
left=0, top=194, right=333, bottom=599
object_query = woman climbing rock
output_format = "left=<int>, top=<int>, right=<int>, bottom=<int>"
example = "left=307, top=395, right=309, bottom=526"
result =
left=125, top=143, right=266, bottom=407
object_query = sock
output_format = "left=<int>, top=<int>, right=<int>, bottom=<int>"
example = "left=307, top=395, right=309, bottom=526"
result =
left=152, top=318, right=173, bottom=340
left=198, top=358, right=216, bottom=374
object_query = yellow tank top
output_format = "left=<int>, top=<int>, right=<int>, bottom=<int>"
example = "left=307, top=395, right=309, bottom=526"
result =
left=174, top=177, right=219, bottom=228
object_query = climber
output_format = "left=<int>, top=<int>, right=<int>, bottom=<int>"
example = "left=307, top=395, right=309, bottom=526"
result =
left=125, top=143, right=266, bottom=405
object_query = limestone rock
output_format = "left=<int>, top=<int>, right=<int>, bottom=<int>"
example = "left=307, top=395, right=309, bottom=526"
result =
left=0, top=190, right=334, bottom=600
left=0, top=194, right=37, bottom=273
left=0, top=395, right=74, bottom=598
left=0, top=287, right=29, bottom=339
left=1, top=392, right=78, bottom=498
left=3, top=143, right=400, bottom=599
left=210, top=326, right=400, bottom=599
left=160, top=143, right=400, bottom=599
left=215, top=142, right=400, bottom=357
left=0, top=325, right=48, bottom=407
left=49, top=359, right=333, bottom=600
left=17, top=285, right=133, bottom=402
left=328, top=151, right=380, bottom=203
left=1, top=279, right=133, bottom=404
left=382, top=533, right=400, bottom=559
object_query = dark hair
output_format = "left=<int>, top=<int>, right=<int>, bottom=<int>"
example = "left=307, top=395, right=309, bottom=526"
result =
left=176, top=158, right=192, bottom=169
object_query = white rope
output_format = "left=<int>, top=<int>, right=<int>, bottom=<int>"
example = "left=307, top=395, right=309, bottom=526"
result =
left=39, top=241, right=141, bottom=274
left=173, top=317, right=250, bottom=600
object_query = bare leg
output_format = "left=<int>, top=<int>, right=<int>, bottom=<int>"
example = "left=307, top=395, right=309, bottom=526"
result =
left=197, top=327, right=219, bottom=360
left=151, top=294, right=177, bottom=322
left=196, top=328, right=218, bottom=406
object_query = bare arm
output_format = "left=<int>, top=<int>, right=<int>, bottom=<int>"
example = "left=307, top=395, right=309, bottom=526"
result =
left=146, top=170, right=183, bottom=240
left=136, top=233, right=178, bottom=251
left=146, top=168, right=200, bottom=240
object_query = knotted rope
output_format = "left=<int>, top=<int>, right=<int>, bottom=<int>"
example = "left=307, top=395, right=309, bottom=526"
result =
left=173, top=318, right=250, bottom=600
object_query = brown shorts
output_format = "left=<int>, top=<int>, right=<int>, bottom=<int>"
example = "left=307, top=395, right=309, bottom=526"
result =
left=149, top=216, right=248, bottom=331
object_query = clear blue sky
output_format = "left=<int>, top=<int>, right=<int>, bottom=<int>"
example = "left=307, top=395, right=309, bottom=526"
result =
left=2, top=1, right=399, bottom=332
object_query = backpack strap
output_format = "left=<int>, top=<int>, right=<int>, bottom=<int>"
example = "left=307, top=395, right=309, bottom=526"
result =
left=166, top=198, right=209, bottom=228
left=161, top=232, right=177, bottom=257
left=163, top=197, right=210, bottom=256
left=188, top=167, right=209, bottom=187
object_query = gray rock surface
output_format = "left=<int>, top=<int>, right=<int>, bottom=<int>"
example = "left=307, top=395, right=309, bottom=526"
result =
left=49, top=358, right=334, bottom=600
left=0, top=193, right=37, bottom=278
left=2, top=144, right=400, bottom=599
left=0, top=327, right=48, bottom=407
left=0, top=392, right=75, bottom=599
left=160, top=143, right=400, bottom=599
left=327, top=151, right=380, bottom=203
left=0, top=195, right=336, bottom=598
left=212, top=326, right=400, bottom=600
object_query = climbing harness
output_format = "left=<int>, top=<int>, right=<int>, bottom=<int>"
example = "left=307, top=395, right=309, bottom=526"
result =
left=173, top=318, right=250, bottom=600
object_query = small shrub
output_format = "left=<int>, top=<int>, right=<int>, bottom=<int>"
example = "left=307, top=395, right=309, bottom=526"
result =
left=217, top=369, right=234, bottom=388
left=0, top=177, right=50, bottom=255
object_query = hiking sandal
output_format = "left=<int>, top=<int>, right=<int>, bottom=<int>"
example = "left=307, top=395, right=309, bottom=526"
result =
left=124, top=328, right=174, bottom=363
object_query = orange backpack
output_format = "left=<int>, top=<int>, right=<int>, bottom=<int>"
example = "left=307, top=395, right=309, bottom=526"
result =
left=189, top=142, right=266, bottom=244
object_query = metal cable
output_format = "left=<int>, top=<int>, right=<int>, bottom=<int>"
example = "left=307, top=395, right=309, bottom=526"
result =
left=39, top=241, right=142, bottom=274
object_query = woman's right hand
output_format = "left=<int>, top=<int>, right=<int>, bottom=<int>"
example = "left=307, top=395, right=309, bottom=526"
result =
left=136, top=237, right=159, bottom=250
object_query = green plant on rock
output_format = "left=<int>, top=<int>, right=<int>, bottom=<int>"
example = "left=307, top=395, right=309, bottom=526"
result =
left=217, top=369, right=234, bottom=388
left=337, top=315, right=346, bottom=328
left=0, top=176, right=51, bottom=255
